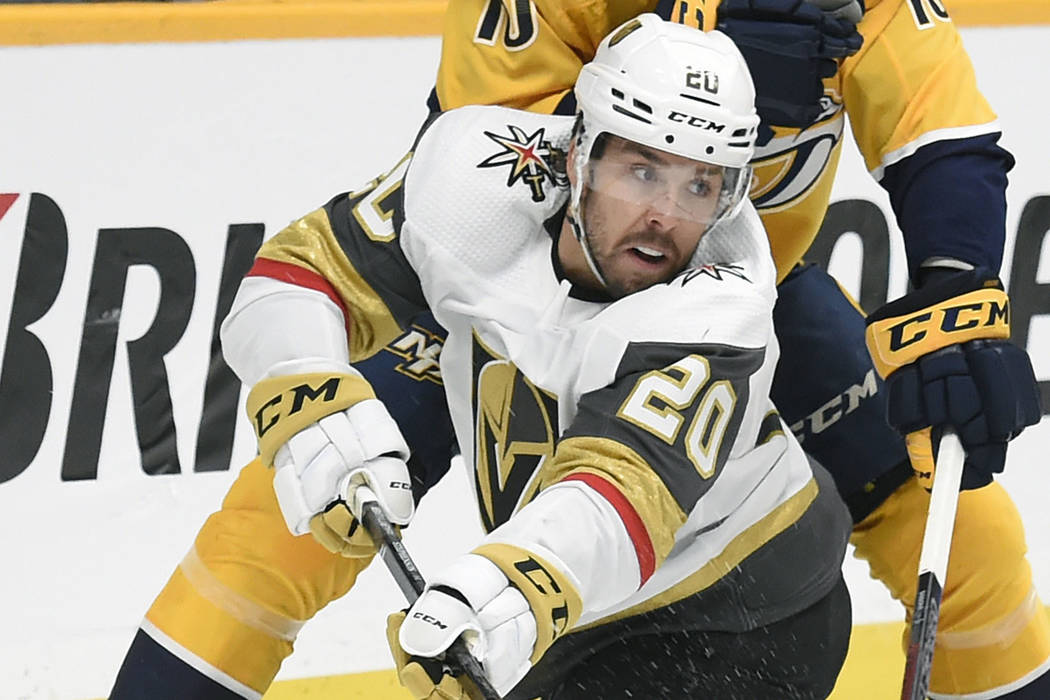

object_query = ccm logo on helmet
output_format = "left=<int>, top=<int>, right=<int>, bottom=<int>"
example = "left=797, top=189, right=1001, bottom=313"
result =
left=668, top=111, right=726, bottom=132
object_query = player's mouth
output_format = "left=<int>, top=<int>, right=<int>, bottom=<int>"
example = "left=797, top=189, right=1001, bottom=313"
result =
left=626, top=243, right=674, bottom=269
left=631, top=244, right=666, bottom=263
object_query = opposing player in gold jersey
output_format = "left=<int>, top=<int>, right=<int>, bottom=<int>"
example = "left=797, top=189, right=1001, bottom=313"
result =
left=428, top=0, right=1048, bottom=697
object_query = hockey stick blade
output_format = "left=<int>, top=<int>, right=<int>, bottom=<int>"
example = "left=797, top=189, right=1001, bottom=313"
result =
left=356, top=491, right=502, bottom=700
left=900, top=430, right=965, bottom=700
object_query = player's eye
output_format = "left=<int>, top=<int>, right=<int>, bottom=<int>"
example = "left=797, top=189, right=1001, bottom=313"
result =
left=689, top=178, right=713, bottom=197
left=631, top=165, right=656, bottom=182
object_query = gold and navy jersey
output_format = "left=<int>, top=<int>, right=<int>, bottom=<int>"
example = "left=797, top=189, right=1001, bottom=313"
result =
left=246, top=105, right=848, bottom=631
left=432, top=0, right=1009, bottom=283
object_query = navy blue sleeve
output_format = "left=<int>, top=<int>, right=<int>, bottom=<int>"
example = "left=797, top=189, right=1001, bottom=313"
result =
left=880, top=133, right=1014, bottom=282
left=354, top=311, right=458, bottom=502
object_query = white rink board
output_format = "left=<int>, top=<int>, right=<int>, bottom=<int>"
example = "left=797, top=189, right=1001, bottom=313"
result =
left=1, top=27, right=1048, bottom=700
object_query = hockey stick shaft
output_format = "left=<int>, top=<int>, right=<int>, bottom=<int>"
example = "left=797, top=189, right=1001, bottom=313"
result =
left=354, top=488, right=502, bottom=700
left=900, top=429, right=965, bottom=700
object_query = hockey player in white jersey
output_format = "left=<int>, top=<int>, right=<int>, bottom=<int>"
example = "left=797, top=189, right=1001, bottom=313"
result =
left=114, top=16, right=851, bottom=700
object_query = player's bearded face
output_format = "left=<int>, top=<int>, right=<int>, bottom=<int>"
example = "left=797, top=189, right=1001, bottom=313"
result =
left=579, top=135, right=722, bottom=298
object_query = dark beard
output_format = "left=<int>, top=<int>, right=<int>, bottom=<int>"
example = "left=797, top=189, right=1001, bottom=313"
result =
left=587, top=226, right=682, bottom=299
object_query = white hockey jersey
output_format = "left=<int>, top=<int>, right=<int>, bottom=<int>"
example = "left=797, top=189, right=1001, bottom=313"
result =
left=246, top=105, right=849, bottom=637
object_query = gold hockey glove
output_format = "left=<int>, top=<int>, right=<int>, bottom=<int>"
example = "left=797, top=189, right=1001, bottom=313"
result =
left=245, top=363, right=414, bottom=555
left=391, top=545, right=583, bottom=698
left=386, top=611, right=483, bottom=700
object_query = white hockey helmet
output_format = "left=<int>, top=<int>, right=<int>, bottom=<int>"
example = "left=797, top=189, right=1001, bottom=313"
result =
left=575, top=14, right=760, bottom=171
left=567, top=15, right=760, bottom=285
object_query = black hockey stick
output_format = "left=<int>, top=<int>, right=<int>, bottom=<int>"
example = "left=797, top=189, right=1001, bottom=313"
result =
left=353, top=486, right=502, bottom=700
left=900, top=429, right=965, bottom=700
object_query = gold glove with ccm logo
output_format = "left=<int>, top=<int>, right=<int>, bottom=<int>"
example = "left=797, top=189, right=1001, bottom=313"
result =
left=864, top=268, right=1041, bottom=490
left=246, top=361, right=415, bottom=555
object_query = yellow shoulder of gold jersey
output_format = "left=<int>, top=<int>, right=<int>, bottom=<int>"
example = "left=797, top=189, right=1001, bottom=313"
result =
left=843, top=0, right=997, bottom=176
left=435, top=0, right=654, bottom=112
left=756, top=0, right=1003, bottom=279
left=432, top=0, right=1006, bottom=283
left=871, top=0, right=1050, bottom=24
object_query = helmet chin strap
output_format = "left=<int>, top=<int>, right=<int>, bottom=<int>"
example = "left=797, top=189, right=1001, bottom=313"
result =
left=568, top=127, right=610, bottom=291
left=567, top=204, right=610, bottom=291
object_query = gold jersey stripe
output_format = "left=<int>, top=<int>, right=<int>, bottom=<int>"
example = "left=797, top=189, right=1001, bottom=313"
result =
left=5, top=1, right=1047, bottom=49
left=258, top=206, right=404, bottom=362
left=574, top=476, right=819, bottom=630
left=539, top=436, right=688, bottom=570
left=951, top=0, right=1050, bottom=26
left=0, top=0, right=446, bottom=47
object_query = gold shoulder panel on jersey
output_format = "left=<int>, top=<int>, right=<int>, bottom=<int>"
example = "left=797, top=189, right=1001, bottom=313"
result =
left=256, top=208, right=403, bottom=361
left=538, top=435, right=688, bottom=571
left=435, top=0, right=653, bottom=112
left=257, top=169, right=426, bottom=362
left=842, top=0, right=998, bottom=175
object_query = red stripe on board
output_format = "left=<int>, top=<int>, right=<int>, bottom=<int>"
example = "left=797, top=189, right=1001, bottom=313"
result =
left=0, top=193, right=19, bottom=223
left=562, top=473, right=656, bottom=584
left=246, top=257, right=349, bottom=333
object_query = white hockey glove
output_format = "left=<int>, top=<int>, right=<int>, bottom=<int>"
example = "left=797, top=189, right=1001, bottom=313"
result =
left=389, top=545, right=582, bottom=699
left=245, top=358, right=414, bottom=557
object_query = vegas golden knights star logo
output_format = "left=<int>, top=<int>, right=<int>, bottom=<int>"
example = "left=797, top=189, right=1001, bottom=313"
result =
left=472, top=331, right=559, bottom=531
left=478, top=125, right=567, bottom=203
left=677, top=263, right=751, bottom=285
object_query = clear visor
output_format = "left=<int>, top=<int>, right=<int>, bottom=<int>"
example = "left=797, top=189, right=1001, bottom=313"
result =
left=575, top=133, right=751, bottom=230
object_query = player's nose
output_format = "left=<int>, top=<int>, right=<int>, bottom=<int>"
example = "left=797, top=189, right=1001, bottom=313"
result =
left=643, top=192, right=680, bottom=227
